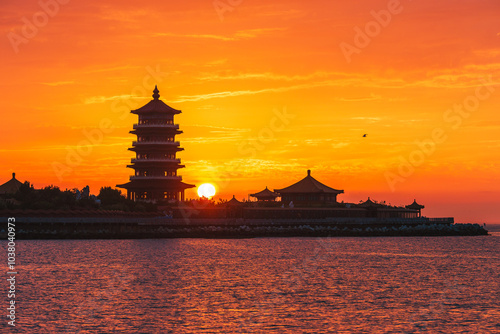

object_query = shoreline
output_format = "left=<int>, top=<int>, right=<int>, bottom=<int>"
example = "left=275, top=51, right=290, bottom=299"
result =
left=1, top=216, right=488, bottom=239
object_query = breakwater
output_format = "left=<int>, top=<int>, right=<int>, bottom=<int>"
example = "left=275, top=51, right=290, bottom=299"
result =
left=0, top=215, right=488, bottom=239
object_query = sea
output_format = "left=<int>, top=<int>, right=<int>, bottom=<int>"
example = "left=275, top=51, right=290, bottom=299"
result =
left=2, top=224, right=499, bottom=333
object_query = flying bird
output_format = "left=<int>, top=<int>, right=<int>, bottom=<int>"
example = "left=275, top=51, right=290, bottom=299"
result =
left=363, top=134, right=367, bottom=137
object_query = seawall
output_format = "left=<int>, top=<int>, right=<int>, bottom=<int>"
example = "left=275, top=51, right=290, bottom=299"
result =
left=0, top=216, right=488, bottom=239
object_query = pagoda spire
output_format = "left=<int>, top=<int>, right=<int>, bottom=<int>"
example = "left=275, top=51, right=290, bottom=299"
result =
left=153, top=85, right=160, bottom=100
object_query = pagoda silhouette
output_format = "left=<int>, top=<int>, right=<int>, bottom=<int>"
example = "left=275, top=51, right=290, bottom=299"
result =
left=117, top=86, right=195, bottom=201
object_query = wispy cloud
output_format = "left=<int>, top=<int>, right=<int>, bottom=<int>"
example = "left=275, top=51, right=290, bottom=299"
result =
left=197, top=71, right=336, bottom=82
left=189, top=124, right=251, bottom=133
left=154, top=33, right=237, bottom=41
left=83, top=94, right=139, bottom=104
left=41, top=81, right=75, bottom=86
left=86, top=65, right=139, bottom=74
left=336, top=94, right=382, bottom=102
left=351, top=117, right=382, bottom=122
left=173, top=80, right=341, bottom=102
left=154, top=28, right=284, bottom=42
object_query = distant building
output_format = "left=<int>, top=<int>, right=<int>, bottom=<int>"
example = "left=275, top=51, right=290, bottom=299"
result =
left=225, top=195, right=244, bottom=206
left=250, top=187, right=278, bottom=201
left=117, top=86, right=195, bottom=202
left=357, top=197, right=383, bottom=208
left=406, top=199, right=425, bottom=217
left=0, top=173, right=23, bottom=195
left=274, top=170, right=344, bottom=205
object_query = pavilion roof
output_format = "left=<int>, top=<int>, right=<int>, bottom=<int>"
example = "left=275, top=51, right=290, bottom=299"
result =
left=250, top=186, right=278, bottom=198
left=357, top=197, right=384, bottom=208
left=226, top=195, right=244, bottom=206
left=0, top=173, right=23, bottom=195
left=406, top=199, right=425, bottom=210
left=131, top=86, right=181, bottom=114
left=274, top=170, right=344, bottom=194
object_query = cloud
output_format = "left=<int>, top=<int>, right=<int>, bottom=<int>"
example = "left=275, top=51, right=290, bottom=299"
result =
left=351, top=117, right=382, bottom=122
left=197, top=71, right=337, bottom=82
left=154, top=33, right=237, bottom=41
left=86, top=65, right=138, bottom=74
left=41, top=81, right=75, bottom=86
left=154, top=28, right=285, bottom=42
left=83, top=94, right=139, bottom=104
left=337, top=94, right=382, bottom=102
left=173, top=80, right=342, bottom=102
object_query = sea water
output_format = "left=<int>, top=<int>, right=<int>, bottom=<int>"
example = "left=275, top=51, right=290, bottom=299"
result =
left=2, top=228, right=499, bottom=333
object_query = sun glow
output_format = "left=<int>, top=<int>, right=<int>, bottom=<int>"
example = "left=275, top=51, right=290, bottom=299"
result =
left=197, top=183, right=216, bottom=198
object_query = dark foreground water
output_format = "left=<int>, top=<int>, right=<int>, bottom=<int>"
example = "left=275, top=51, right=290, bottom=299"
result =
left=2, top=229, right=499, bottom=333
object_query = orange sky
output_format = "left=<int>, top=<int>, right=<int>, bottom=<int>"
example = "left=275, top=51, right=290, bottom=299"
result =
left=1, top=0, right=499, bottom=222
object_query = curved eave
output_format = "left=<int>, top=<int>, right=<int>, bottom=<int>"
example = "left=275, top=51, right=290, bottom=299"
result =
left=117, top=180, right=195, bottom=190
left=126, top=163, right=185, bottom=168
left=128, top=146, right=184, bottom=152
left=131, top=100, right=181, bottom=114
left=275, top=188, right=344, bottom=194
left=130, top=129, right=182, bottom=135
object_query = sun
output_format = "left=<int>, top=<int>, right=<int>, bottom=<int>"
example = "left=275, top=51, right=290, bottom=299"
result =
left=197, top=183, right=216, bottom=198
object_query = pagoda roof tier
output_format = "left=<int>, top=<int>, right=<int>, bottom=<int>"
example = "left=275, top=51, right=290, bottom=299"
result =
left=117, top=179, right=195, bottom=190
left=130, top=158, right=181, bottom=163
left=131, top=86, right=181, bottom=115
left=129, top=129, right=182, bottom=135
left=133, top=123, right=180, bottom=129
left=406, top=199, right=425, bottom=210
left=127, top=163, right=185, bottom=169
left=274, top=170, right=344, bottom=194
left=250, top=187, right=278, bottom=199
left=128, top=146, right=184, bottom=153
left=131, top=141, right=180, bottom=146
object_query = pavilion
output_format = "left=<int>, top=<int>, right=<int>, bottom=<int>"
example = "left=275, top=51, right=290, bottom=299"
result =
left=250, top=187, right=278, bottom=201
left=274, top=170, right=344, bottom=205
left=406, top=199, right=425, bottom=217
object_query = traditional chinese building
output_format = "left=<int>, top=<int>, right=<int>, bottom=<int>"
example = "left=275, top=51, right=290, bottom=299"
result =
left=250, top=187, right=278, bottom=201
left=0, top=173, right=23, bottom=195
left=117, top=86, right=195, bottom=202
left=406, top=199, right=425, bottom=217
left=274, top=170, right=344, bottom=205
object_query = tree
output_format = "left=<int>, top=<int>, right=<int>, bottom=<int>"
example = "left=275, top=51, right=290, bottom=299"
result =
left=97, top=187, right=126, bottom=206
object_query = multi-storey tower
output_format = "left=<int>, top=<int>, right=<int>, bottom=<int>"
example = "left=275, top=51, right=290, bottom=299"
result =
left=117, top=86, right=194, bottom=201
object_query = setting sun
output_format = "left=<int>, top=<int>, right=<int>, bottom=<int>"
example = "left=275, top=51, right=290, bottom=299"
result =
left=197, top=183, right=216, bottom=198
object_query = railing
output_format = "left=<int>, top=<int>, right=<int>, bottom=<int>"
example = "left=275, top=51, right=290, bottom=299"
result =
left=131, top=158, right=181, bottom=163
left=427, top=217, right=454, bottom=223
left=130, top=176, right=182, bottom=180
left=133, top=123, right=179, bottom=129
left=132, top=141, right=180, bottom=146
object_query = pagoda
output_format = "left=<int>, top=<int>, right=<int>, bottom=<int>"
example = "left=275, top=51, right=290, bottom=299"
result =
left=117, top=86, right=195, bottom=202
